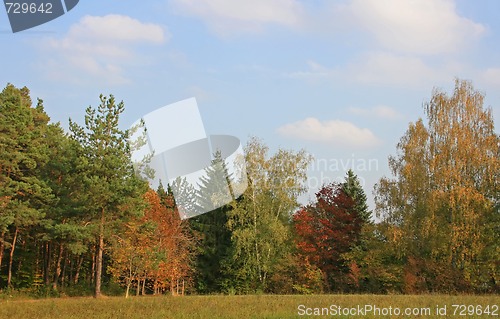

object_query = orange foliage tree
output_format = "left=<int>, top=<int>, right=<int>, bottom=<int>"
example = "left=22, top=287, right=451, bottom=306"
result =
left=374, top=79, right=499, bottom=293
left=109, top=189, right=194, bottom=297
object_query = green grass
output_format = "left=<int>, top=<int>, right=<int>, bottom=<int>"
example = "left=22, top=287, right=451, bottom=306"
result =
left=0, top=294, right=498, bottom=318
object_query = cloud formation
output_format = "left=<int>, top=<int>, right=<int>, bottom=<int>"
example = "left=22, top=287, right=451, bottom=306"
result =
left=67, top=14, right=166, bottom=43
left=349, top=105, right=403, bottom=120
left=170, top=0, right=304, bottom=36
left=480, top=67, right=500, bottom=89
left=347, top=52, right=453, bottom=88
left=344, top=0, right=485, bottom=55
left=43, top=15, right=168, bottom=85
left=277, top=117, right=381, bottom=148
left=170, top=0, right=484, bottom=55
left=287, top=53, right=456, bottom=88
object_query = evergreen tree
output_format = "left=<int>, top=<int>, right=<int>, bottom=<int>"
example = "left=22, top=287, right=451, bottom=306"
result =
left=69, top=94, right=147, bottom=297
left=341, top=169, right=372, bottom=224
left=0, top=84, right=55, bottom=288
left=189, top=151, right=233, bottom=293
left=170, top=177, right=198, bottom=219
left=37, top=123, right=91, bottom=289
left=196, top=150, right=233, bottom=214
left=156, top=181, right=171, bottom=207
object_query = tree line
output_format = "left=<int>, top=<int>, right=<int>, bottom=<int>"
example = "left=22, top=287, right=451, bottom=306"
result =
left=0, top=79, right=498, bottom=297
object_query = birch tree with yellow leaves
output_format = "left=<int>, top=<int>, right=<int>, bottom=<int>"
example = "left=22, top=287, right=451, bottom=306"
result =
left=374, top=79, right=499, bottom=293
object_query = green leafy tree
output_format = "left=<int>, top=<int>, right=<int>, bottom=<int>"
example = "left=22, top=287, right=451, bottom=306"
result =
left=69, top=94, right=147, bottom=297
left=226, top=138, right=311, bottom=293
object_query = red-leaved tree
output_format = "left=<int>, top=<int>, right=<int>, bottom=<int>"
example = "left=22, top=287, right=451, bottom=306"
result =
left=294, top=183, right=362, bottom=292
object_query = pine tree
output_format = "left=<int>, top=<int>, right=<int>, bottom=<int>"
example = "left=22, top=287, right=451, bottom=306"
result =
left=69, top=94, right=147, bottom=297
left=37, top=123, right=91, bottom=289
left=0, top=84, right=55, bottom=288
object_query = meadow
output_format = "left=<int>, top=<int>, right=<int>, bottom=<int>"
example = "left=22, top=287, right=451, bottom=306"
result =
left=0, top=294, right=498, bottom=319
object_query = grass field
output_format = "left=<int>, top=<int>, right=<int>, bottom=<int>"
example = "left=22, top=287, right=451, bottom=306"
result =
left=0, top=294, right=498, bottom=318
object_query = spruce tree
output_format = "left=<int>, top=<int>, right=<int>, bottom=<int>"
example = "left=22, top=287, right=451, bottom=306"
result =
left=189, top=151, right=233, bottom=293
left=342, top=169, right=372, bottom=224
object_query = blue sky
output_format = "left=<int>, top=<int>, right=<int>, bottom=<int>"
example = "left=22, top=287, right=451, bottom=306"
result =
left=1, top=0, right=499, bottom=211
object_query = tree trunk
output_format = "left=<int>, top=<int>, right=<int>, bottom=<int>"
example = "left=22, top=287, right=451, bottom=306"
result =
left=136, top=278, right=140, bottom=296
left=53, top=243, right=64, bottom=289
left=68, top=255, right=73, bottom=285
left=7, top=227, right=18, bottom=287
left=95, top=208, right=105, bottom=298
left=90, top=249, right=95, bottom=285
left=61, top=250, right=68, bottom=287
left=125, top=280, right=131, bottom=298
left=74, top=254, right=83, bottom=284
left=44, top=242, right=51, bottom=285
left=16, top=242, right=23, bottom=275
left=153, top=271, right=159, bottom=295
left=0, top=231, right=5, bottom=270
left=170, top=276, right=174, bottom=295
left=141, top=276, right=146, bottom=295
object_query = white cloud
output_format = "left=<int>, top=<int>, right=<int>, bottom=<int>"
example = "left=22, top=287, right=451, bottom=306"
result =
left=169, top=0, right=484, bottom=52
left=286, top=60, right=335, bottom=81
left=349, top=105, right=403, bottom=120
left=170, top=0, right=304, bottom=36
left=277, top=117, right=381, bottom=148
left=42, top=15, right=168, bottom=85
left=287, top=53, right=455, bottom=88
left=348, top=52, right=450, bottom=88
left=479, top=67, right=500, bottom=89
left=67, top=15, right=166, bottom=43
left=345, top=0, right=485, bottom=55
